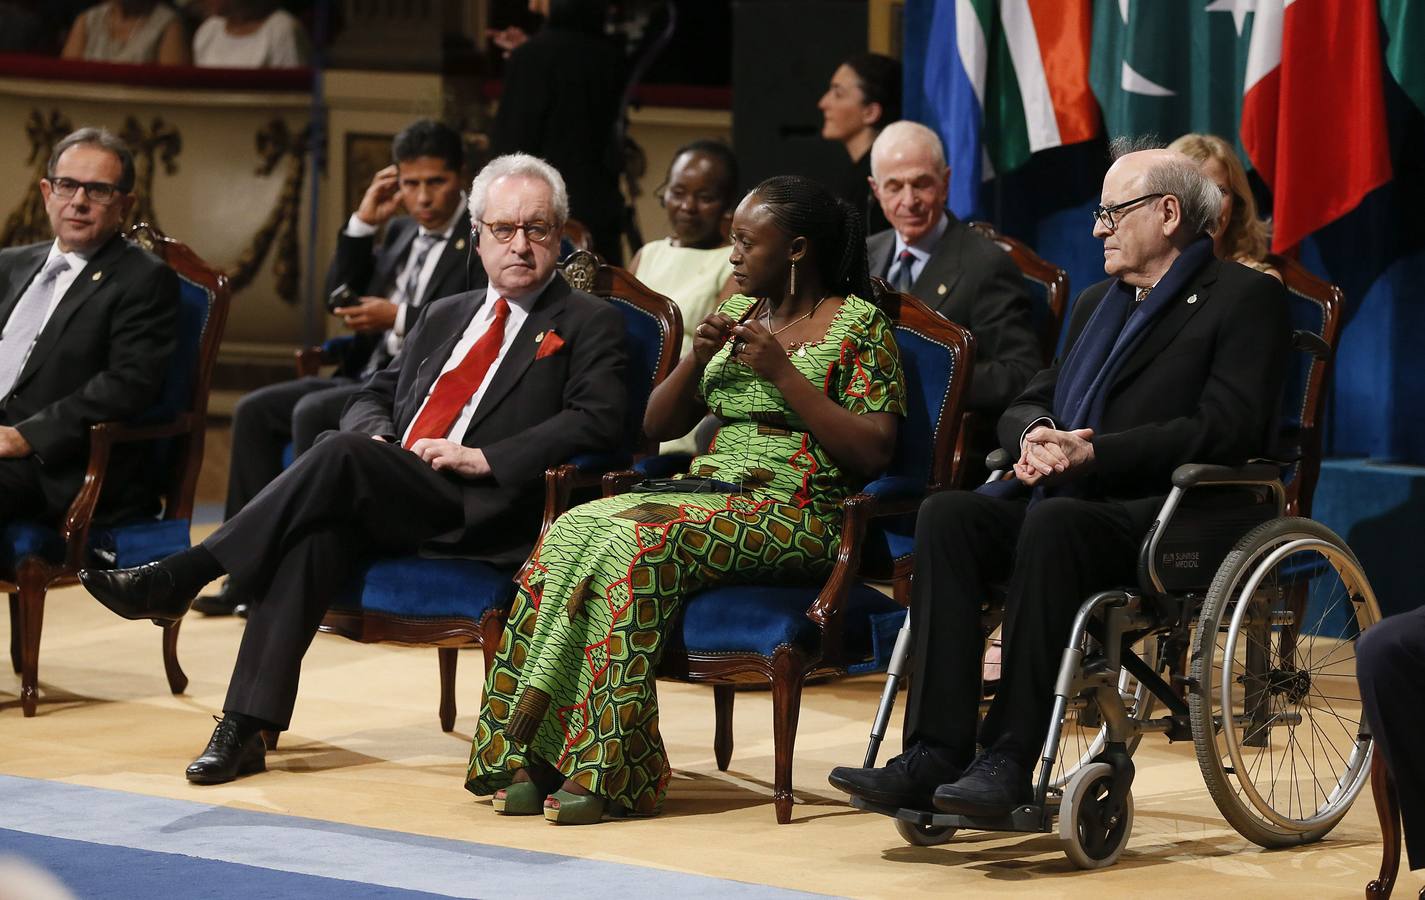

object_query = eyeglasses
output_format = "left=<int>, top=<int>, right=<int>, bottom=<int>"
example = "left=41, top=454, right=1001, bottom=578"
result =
left=479, top=220, right=555, bottom=244
left=46, top=176, right=124, bottom=205
left=1092, top=193, right=1164, bottom=232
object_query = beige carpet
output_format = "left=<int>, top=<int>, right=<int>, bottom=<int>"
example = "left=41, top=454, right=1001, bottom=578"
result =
left=0, top=579, right=1404, bottom=899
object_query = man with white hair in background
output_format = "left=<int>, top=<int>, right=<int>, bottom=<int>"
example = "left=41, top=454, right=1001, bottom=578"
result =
left=830, top=142, right=1290, bottom=816
left=81, top=154, right=629, bottom=784
left=865, top=120, right=1040, bottom=418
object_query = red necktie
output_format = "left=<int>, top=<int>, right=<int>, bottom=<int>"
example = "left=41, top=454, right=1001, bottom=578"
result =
left=404, top=298, right=510, bottom=448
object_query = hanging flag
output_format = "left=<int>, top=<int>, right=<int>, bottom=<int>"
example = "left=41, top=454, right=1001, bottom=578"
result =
left=922, top=0, right=1098, bottom=217
left=1241, top=0, right=1392, bottom=252
left=1380, top=0, right=1425, bottom=116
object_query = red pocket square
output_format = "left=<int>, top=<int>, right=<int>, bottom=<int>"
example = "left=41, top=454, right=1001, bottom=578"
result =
left=534, top=331, right=565, bottom=359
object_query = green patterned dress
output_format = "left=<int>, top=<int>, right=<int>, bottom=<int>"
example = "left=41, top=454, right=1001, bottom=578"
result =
left=465, top=293, right=905, bottom=814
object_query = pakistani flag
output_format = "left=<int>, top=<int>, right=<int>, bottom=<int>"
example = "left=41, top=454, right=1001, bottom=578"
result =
left=1090, top=0, right=1259, bottom=147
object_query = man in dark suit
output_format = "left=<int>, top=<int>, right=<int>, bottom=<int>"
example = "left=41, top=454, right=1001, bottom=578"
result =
left=0, top=127, right=177, bottom=530
left=81, top=154, right=629, bottom=783
left=865, top=121, right=1040, bottom=418
left=197, top=118, right=481, bottom=616
left=829, top=146, right=1289, bottom=814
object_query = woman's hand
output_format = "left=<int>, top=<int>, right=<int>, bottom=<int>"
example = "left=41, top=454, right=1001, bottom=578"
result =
left=692, top=311, right=738, bottom=366
left=730, top=319, right=795, bottom=384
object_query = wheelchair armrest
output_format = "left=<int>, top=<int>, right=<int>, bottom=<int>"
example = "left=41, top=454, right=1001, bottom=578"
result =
left=1171, top=462, right=1285, bottom=490
left=985, top=447, right=1012, bottom=471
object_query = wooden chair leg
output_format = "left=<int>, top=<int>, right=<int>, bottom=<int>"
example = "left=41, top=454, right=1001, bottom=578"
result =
left=770, top=648, right=806, bottom=824
left=1367, top=751, right=1402, bottom=900
left=438, top=647, right=457, bottom=732
left=14, top=563, right=48, bottom=717
left=713, top=684, right=734, bottom=771
left=479, top=613, right=505, bottom=675
left=8, top=593, right=19, bottom=675
left=161, top=620, right=188, bottom=694
left=261, top=729, right=280, bottom=750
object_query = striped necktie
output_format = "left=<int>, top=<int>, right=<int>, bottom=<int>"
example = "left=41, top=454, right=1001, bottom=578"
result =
left=892, top=249, right=915, bottom=292
left=398, top=233, right=441, bottom=307
left=0, top=256, right=71, bottom=401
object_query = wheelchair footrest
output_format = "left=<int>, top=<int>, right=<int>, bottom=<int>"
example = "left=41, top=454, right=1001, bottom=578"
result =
left=850, top=796, right=1053, bottom=833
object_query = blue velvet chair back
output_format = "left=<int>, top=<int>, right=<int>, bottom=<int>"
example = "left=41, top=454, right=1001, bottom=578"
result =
left=968, top=221, right=1070, bottom=365
left=608, top=295, right=666, bottom=451
left=887, top=325, right=960, bottom=488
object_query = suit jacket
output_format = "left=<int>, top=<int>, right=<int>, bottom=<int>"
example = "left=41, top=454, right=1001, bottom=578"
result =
left=868, top=213, right=1040, bottom=413
left=0, top=234, right=178, bottom=520
left=997, top=256, right=1290, bottom=503
left=324, top=211, right=482, bottom=377
left=341, top=273, right=627, bottom=567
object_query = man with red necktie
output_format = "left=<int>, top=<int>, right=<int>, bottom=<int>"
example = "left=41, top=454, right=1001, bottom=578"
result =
left=81, top=154, right=629, bottom=784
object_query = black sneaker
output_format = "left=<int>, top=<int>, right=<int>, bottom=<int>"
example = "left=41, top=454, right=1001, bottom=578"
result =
left=931, top=749, right=1032, bottom=816
left=828, top=743, right=962, bottom=810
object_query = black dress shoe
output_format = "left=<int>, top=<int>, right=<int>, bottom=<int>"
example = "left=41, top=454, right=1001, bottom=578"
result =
left=828, top=743, right=963, bottom=810
left=192, top=579, right=250, bottom=617
left=79, top=562, right=197, bottom=624
left=931, top=749, right=1032, bottom=816
left=186, top=716, right=267, bottom=785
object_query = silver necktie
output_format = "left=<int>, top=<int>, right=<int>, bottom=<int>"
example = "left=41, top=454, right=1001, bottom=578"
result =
left=398, top=234, right=441, bottom=307
left=0, top=256, right=72, bottom=400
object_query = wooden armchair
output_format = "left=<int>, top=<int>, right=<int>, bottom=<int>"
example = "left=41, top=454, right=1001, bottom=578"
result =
left=3, top=223, right=231, bottom=716
left=967, top=220, right=1069, bottom=366
left=317, top=250, right=681, bottom=731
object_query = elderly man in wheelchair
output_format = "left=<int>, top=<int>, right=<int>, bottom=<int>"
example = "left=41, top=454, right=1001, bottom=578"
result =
left=829, top=143, right=1381, bottom=868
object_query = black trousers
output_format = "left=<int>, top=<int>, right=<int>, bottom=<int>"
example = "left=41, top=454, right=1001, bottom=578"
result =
left=0, top=456, right=50, bottom=523
left=1358, top=606, right=1425, bottom=869
left=904, top=490, right=1152, bottom=767
left=224, top=377, right=360, bottom=520
left=205, top=431, right=466, bottom=729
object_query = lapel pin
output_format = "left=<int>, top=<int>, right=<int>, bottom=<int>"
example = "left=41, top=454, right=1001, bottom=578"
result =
left=534, top=331, right=545, bottom=343
left=937, top=284, right=947, bottom=295
left=455, top=238, right=466, bottom=251
left=1186, top=293, right=1198, bottom=304
left=91, top=271, right=102, bottom=281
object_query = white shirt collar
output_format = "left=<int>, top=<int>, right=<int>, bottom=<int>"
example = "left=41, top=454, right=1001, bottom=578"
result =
left=47, top=240, right=92, bottom=269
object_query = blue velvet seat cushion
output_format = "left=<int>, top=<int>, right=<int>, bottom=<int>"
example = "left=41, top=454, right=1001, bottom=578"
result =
left=676, top=580, right=901, bottom=660
left=0, top=518, right=191, bottom=576
left=332, top=556, right=519, bottom=619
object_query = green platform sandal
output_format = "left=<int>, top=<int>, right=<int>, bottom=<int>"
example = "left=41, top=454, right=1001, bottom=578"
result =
left=492, top=780, right=546, bottom=815
left=543, top=790, right=608, bottom=825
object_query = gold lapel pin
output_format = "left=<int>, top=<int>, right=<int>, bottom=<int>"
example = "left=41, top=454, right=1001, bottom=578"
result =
left=91, top=271, right=102, bottom=281
left=534, top=331, right=545, bottom=343
left=455, top=238, right=466, bottom=251
left=1186, top=293, right=1198, bottom=304
left=937, top=284, right=947, bottom=296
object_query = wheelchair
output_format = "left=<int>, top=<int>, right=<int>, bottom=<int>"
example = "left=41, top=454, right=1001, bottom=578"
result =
left=852, top=449, right=1380, bottom=867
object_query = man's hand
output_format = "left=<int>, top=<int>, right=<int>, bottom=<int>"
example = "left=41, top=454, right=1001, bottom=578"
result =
left=355, top=164, right=403, bottom=227
left=333, top=298, right=398, bottom=333
left=1014, top=426, right=1094, bottom=487
left=0, top=426, right=31, bottom=458
left=409, top=438, right=492, bottom=478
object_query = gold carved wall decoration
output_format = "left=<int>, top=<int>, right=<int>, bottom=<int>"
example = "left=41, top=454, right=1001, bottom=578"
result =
left=1, top=109, right=73, bottom=247
left=119, top=116, right=182, bottom=233
left=227, top=117, right=310, bottom=304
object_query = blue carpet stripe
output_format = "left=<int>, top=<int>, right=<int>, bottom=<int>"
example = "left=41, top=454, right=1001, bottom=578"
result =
left=0, top=776, right=830, bottom=899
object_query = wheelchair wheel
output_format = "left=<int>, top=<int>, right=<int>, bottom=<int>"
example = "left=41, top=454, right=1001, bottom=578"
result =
left=895, top=819, right=956, bottom=846
left=1059, top=762, right=1134, bottom=869
left=1047, top=635, right=1158, bottom=792
left=1189, top=517, right=1379, bottom=848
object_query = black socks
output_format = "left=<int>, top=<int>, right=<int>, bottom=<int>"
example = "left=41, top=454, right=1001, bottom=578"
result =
left=162, top=544, right=225, bottom=598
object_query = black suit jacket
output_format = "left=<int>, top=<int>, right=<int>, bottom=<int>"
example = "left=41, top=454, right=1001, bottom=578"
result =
left=998, top=257, right=1290, bottom=503
left=341, top=273, right=627, bottom=566
left=868, top=213, right=1040, bottom=413
left=324, top=211, right=482, bottom=377
left=0, top=234, right=178, bottom=520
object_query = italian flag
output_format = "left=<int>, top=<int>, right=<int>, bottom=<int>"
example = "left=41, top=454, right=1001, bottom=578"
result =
left=924, top=0, right=1099, bottom=217
left=1240, top=0, right=1392, bottom=253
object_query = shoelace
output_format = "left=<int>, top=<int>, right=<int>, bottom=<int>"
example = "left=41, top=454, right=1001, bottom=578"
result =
left=964, top=750, right=1014, bottom=778
left=208, top=715, right=241, bottom=748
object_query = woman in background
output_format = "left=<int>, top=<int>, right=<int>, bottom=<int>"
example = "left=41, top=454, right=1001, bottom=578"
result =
left=818, top=52, right=899, bottom=234
left=1169, top=133, right=1281, bottom=282
left=628, top=139, right=739, bottom=454
left=193, top=0, right=308, bottom=68
left=62, top=0, right=189, bottom=65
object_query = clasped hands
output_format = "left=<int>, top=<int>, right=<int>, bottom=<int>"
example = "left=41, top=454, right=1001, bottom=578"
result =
left=692, top=311, right=793, bottom=382
left=0, top=425, right=31, bottom=458
left=1014, top=425, right=1094, bottom=487
left=372, top=435, right=491, bottom=478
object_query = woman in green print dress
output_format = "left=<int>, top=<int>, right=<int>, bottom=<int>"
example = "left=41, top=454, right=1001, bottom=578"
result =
left=465, top=175, right=906, bottom=823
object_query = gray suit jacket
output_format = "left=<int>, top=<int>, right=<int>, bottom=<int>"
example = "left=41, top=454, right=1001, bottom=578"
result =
left=868, top=212, right=1040, bottom=414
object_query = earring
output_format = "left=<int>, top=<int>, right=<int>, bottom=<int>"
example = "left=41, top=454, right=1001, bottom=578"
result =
left=788, top=259, right=798, bottom=298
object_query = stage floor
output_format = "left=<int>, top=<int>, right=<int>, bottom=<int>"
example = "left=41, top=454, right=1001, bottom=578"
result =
left=0, top=578, right=1406, bottom=899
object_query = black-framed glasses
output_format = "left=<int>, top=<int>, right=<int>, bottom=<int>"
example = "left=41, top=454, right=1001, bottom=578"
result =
left=478, top=219, right=555, bottom=244
left=46, top=176, right=123, bottom=205
left=1092, top=192, right=1164, bottom=232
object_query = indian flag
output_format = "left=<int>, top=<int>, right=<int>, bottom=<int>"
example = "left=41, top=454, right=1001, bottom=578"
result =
left=923, top=0, right=1099, bottom=217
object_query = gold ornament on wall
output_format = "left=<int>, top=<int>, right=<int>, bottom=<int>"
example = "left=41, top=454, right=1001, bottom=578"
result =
left=1, top=109, right=73, bottom=247
left=227, top=117, right=310, bottom=305
left=119, top=115, right=182, bottom=233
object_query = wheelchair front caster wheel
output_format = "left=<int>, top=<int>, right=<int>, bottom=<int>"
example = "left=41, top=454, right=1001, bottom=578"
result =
left=1059, top=762, right=1133, bottom=869
left=895, top=819, right=956, bottom=846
